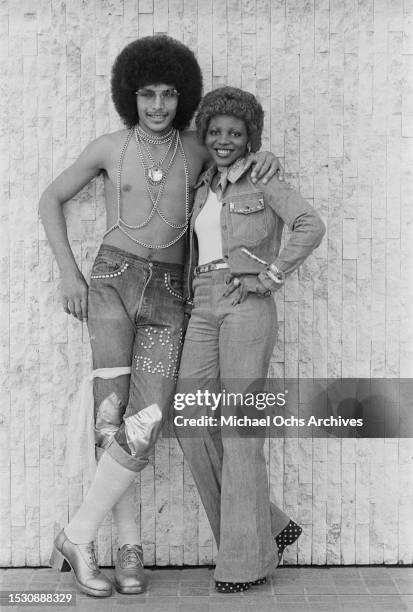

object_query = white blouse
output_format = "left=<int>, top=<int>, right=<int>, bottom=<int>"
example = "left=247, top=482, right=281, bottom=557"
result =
left=194, top=188, right=223, bottom=265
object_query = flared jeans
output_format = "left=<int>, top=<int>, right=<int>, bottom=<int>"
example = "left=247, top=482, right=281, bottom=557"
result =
left=174, top=269, right=290, bottom=582
left=87, top=245, right=185, bottom=471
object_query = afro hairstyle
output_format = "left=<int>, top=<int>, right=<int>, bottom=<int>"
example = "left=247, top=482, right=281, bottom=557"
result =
left=111, top=35, right=203, bottom=131
left=195, top=86, right=264, bottom=152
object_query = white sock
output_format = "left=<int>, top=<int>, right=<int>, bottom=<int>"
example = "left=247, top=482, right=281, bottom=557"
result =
left=65, top=452, right=137, bottom=544
left=112, top=481, right=141, bottom=548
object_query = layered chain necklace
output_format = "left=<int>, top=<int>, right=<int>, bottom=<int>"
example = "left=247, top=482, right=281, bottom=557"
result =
left=106, top=127, right=190, bottom=250
left=135, top=123, right=175, bottom=185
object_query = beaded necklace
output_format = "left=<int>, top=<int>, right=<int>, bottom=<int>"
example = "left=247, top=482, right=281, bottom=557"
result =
left=103, top=127, right=190, bottom=249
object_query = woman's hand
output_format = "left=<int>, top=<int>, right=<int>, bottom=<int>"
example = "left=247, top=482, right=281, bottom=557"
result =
left=245, top=151, right=284, bottom=184
left=223, top=274, right=271, bottom=305
left=61, top=271, right=89, bottom=321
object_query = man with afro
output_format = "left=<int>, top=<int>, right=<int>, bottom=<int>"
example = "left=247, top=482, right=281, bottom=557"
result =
left=40, top=35, right=281, bottom=597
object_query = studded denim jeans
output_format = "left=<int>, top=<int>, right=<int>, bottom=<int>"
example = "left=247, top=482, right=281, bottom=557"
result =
left=87, top=245, right=185, bottom=472
left=174, top=270, right=290, bottom=582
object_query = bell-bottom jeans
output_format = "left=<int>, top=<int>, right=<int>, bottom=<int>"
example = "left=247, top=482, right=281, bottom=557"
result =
left=174, top=269, right=290, bottom=582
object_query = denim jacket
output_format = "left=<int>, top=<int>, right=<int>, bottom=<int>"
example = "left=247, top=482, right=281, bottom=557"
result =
left=184, top=162, right=326, bottom=306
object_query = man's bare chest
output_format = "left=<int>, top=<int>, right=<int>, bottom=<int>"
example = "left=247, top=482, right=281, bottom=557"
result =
left=104, top=148, right=195, bottom=221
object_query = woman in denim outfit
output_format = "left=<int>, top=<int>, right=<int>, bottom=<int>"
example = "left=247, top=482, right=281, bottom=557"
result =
left=175, top=87, right=326, bottom=592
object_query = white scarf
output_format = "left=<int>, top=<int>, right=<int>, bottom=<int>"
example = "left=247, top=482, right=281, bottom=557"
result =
left=64, top=367, right=131, bottom=481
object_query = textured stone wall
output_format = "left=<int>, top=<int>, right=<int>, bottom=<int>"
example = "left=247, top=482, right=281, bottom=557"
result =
left=0, top=0, right=412, bottom=567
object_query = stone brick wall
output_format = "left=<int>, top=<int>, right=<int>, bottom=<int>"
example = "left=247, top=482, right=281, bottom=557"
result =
left=0, top=0, right=412, bottom=566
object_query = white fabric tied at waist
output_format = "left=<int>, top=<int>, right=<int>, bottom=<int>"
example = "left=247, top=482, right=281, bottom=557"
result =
left=64, top=366, right=131, bottom=481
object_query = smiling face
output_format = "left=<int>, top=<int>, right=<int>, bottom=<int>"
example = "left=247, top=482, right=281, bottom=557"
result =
left=205, top=115, right=249, bottom=169
left=136, top=83, right=179, bottom=135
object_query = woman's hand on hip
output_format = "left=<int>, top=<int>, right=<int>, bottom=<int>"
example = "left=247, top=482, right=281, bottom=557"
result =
left=223, top=274, right=271, bottom=305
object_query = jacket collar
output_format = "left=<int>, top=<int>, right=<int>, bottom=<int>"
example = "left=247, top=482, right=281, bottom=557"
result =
left=194, top=155, right=253, bottom=189
left=194, top=164, right=216, bottom=189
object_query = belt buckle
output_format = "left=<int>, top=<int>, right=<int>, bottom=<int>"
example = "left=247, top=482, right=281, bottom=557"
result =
left=196, top=261, right=228, bottom=274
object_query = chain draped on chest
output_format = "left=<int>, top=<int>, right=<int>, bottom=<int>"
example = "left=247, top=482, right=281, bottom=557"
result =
left=103, top=126, right=190, bottom=249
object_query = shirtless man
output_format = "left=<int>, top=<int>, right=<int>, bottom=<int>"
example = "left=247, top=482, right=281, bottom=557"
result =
left=40, top=36, right=281, bottom=598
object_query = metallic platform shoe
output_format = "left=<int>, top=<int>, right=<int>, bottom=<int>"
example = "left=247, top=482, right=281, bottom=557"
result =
left=114, top=544, right=147, bottom=594
left=49, top=529, right=113, bottom=598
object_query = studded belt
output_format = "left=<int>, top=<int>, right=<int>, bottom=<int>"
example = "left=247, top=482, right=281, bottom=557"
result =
left=195, top=260, right=230, bottom=274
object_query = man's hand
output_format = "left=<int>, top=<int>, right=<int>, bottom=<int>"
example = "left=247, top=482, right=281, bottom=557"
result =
left=245, top=151, right=284, bottom=184
left=61, top=271, right=89, bottom=321
left=223, top=274, right=271, bottom=305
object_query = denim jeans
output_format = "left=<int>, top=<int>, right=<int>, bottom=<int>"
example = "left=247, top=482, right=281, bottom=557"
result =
left=174, top=269, right=290, bottom=582
left=87, top=245, right=185, bottom=472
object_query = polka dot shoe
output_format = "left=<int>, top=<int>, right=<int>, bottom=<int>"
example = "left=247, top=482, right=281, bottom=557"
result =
left=215, top=580, right=250, bottom=593
left=275, top=520, right=302, bottom=561
left=249, top=577, right=267, bottom=586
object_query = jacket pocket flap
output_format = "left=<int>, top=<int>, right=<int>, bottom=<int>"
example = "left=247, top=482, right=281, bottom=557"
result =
left=229, top=197, right=264, bottom=214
